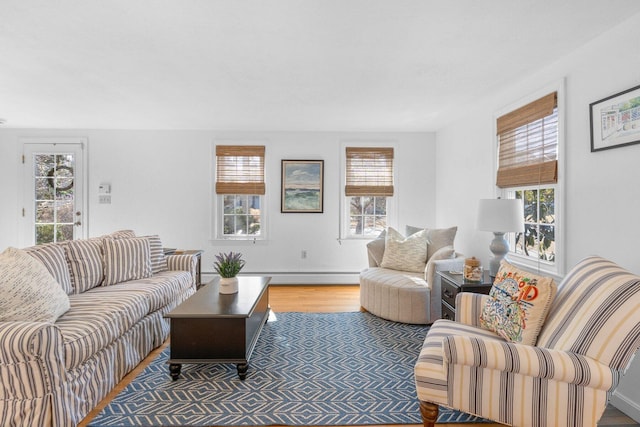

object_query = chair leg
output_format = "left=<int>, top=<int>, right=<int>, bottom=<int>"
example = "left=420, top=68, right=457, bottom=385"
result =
left=419, top=400, right=438, bottom=427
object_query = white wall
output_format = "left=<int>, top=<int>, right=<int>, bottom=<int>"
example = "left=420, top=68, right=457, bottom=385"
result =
left=0, top=130, right=436, bottom=284
left=434, top=12, right=640, bottom=420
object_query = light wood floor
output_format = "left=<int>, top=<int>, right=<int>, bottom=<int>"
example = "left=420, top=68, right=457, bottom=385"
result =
left=79, top=285, right=638, bottom=427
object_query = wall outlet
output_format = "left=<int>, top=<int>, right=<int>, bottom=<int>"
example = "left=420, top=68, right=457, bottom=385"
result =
left=99, top=195, right=111, bottom=204
left=301, top=249, right=307, bottom=259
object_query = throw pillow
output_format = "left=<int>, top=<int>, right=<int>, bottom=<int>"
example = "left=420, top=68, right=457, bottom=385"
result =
left=0, top=247, right=70, bottom=323
left=406, top=225, right=458, bottom=261
left=109, top=229, right=136, bottom=238
left=480, top=260, right=557, bottom=345
left=380, top=227, right=428, bottom=273
left=366, top=229, right=386, bottom=267
left=102, top=237, right=153, bottom=286
left=143, top=235, right=169, bottom=274
left=65, top=238, right=105, bottom=293
left=24, top=242, right=74, bottom=294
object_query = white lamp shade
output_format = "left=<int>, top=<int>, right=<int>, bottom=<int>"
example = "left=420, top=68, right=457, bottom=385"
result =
left=477, top=199, right=525, bottom=232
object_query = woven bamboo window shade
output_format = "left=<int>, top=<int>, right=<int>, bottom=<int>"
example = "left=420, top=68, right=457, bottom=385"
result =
left=215, top=145, right=265, bottom=195
left=496, top=92, right=558, bottom=188
left=345, top=147, right=394, bottom=196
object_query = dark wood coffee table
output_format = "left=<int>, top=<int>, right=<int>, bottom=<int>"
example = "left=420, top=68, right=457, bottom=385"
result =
left=165, top=276, right=271, bottom=380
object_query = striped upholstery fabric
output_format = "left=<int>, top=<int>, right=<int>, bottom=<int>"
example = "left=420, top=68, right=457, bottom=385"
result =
left=57, top=290, right=150, bottom=370
left=414, top=256, right=640, bottom=427
left=144, top=235, right=168, bottom=274
left=102, top=237, right=152, bottom=286
left=24, top=242, right=74, bottom=294
left=0, top=234, right=201, bottom=427
left=537, top=256, right=640, bottom=370
left=65, top=238, right=105, bottom=293
left=88, top=271, right=193, bottom=319
left=167, top=253, right=199, bottom=287
left=109, top=229, right=136, bottom=238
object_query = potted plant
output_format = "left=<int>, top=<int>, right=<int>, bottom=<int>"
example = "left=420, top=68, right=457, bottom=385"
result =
left=214, top=251, right=245, bottom=294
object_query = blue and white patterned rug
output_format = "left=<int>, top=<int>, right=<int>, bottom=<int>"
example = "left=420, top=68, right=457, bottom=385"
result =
left=89, top=312, right=486, bottom=426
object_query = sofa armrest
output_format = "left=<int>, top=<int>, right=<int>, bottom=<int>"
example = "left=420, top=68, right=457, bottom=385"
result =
left=166, top=253, right=198, bottom=287
left=442, top=334, right=616, bottom=391
left=455, top=292, right=491, bottom=326
left=0, top=321, right=66, bottom=398
left=424, top=254, right=464, bottom=323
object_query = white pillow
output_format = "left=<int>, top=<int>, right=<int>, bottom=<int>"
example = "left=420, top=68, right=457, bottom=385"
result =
left=380, top=227, right=428, bottom=273
left=0, top=247, right=70, bottom=323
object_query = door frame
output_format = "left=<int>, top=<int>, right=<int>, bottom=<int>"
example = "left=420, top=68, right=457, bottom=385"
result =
left=19, top=137, right=88, bottom=246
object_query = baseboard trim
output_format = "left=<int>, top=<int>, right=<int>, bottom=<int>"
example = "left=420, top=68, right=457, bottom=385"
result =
left=611, top=391, right=640, bottom=423
left=202, top=272, right=360, bottom=285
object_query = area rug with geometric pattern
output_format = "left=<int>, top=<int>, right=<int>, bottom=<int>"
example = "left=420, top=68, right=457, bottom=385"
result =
left=89, top=312, right=487, bottom=426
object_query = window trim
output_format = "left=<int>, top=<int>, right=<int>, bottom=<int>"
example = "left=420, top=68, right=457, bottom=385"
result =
left=494, top=81, right=565, bottom=277
left=339, top=140, right=398, bottom=240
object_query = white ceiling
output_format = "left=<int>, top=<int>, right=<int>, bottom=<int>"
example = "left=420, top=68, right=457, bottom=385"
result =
left=2, top=0, right=640, bottom=132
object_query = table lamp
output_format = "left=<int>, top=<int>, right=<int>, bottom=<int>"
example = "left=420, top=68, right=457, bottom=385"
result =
left=477, top=198, right=525, bottom=277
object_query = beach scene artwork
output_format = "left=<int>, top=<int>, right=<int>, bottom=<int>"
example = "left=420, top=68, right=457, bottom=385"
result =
left=281, top=160, right=323, bottom=212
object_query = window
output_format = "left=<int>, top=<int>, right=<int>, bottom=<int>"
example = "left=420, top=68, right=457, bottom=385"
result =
left=513, top=188, right=555, bottom=262
left=496, top=91, right=560, bottom=272
left=215, top=145, right=265, bottom=239
left=344, top=147, right=394, bottom=237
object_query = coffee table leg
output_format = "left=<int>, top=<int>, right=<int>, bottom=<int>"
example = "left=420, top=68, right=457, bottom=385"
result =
left=169, top=363, right=182, bottom=381
left=237, top=362, right=248, bottom=380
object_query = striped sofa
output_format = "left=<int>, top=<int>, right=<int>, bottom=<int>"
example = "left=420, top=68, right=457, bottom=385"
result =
left=414, top=256, right=640, bottom=427
left=0, top=232, right=198, bottom=427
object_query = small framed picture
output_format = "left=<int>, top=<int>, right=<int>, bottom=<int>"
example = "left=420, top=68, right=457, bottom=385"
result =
left=590, top=83, right=640, bottom=152
left=281, top=160, right=324, bottom=213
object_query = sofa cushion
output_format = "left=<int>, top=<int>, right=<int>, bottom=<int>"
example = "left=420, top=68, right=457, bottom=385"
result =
left=65, top=238, right=105, bottom=293
left=406, top=225, right=457, bottom=261
left=102, top=237, right=152, bottom=286
left=104, top=270, right=194, bottom=313
left=381, top=227, right=428, bottom=273
left=0, top=247, right=70, bottom=323
left=480, top=260, right=557, bottom=345
left=57, top=289, right=150, bottom=370
left=23, top=242, right=74, bottom=294
left=57, top=271, right=194, bottom=370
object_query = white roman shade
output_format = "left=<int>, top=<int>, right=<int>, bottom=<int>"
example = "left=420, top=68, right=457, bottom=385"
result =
left=345, top=147, right=394, bottom=197
left=215, top=145, right=265, bottom=195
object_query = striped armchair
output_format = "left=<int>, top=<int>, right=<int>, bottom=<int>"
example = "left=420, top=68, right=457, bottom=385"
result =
left=414, top=256, right=640, bottom=427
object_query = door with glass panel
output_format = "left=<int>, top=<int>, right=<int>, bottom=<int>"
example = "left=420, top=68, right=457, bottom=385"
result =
left=22, top=141, right=86, bottom=246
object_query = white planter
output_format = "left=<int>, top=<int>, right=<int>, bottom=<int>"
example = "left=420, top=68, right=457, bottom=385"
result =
left=219, top=276, right=239, bottom=294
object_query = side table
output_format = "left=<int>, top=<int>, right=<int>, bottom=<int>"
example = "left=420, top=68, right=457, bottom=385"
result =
left=438, top=270, right=494, bottom=320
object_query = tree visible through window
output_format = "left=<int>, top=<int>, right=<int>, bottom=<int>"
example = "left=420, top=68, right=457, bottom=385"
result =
left=514, top=188, right=555, bottom=262
left=223, top=195, right=261, bottom=236
left=349, top=196, right=386, bottom=236
left=34, top=154, right=76, bottom=244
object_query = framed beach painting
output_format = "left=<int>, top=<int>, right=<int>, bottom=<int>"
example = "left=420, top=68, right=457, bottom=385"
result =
left=590, top=83, right=640, bottom=152
left=281, top=160, right=324, bottom=213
